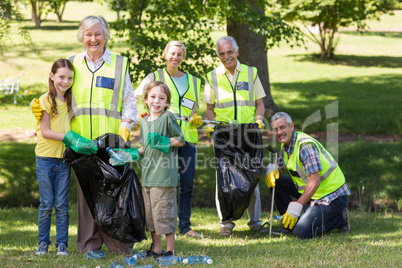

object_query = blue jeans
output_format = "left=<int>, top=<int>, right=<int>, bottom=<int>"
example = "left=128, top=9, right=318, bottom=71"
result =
left=177, top=142, right=196, bottom=234
left=275, top=175, right=348, bottom=238
left=36, top=156, right=70, bottom=247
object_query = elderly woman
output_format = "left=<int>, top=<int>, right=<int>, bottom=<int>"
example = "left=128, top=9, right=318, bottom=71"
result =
left=134, top=41, right=202, bottom=242
left=32, top=16, right=138, bottom=254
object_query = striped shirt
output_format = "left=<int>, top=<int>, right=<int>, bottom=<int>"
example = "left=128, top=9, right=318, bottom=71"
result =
left=284, top=131, right=350, bottom=206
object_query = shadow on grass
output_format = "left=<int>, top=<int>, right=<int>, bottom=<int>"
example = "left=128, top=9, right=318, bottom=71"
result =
left=340, top=30, right=402, bottom=39
left=293, top=54, right=402, bottom=68
left=21, top=20, right=81, bottom=31
left=272, top=73, right=402, bottom=134
left=0, top=85, right=45, bottom=107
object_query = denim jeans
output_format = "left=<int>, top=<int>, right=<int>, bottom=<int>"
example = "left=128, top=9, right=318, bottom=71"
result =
left=177, top=142, right=196, bottom=234
left=275, top=175, right=348, bottom=238
left=36, top=156, right=70, bottom=247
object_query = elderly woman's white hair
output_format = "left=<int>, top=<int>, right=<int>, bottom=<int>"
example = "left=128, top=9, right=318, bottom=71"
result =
left=215, top=36, right=239, bottom=55
left=163, top=40, right=186, bottom=58
left=76, top=16, right=111, bottom=46
left=271, top=112, right=293, bottom=125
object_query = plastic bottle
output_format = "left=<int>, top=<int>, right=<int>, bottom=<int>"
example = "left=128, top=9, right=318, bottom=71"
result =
left=92, top=140, right=103, bottom=146
left=123, top=256, right=137, bottom=266
left=275, top=215, right=283, bottom=220
left=135, top=265, right=154, bottom=268
left=109, top=261, right=124, bottom=268
left=132, top=250, right=148, bottom=260
left=156, top=255, right=182, bottom=266
left=85, top=249, right=105, bottom=259
left=182, top=255, right=213, bottom=265
left=106, top=147, right=124, bottom=163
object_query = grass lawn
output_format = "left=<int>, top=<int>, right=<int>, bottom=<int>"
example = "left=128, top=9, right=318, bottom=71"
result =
left=0, top=204, right=401, bottom=267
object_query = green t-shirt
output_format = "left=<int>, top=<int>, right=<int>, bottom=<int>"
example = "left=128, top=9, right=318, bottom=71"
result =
left=140, top=111, right=185, bottom=187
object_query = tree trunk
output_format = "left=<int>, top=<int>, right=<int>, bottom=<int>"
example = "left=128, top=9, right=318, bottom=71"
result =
left=227, top=19, right=280, bottom=117
left=30, top=0, right=41, bottom=28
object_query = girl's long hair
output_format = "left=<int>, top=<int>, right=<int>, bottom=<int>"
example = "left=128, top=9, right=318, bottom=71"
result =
left=48, top=59, right=75, bottom=121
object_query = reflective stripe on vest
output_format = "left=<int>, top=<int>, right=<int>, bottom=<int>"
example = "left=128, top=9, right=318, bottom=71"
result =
left=207, top=64, right=257, bottom=123
left=154, top=68, right=201, bottom=143
left=283, top=132, right=346, bottom=199
left=68, top=53, right=127, bottom=139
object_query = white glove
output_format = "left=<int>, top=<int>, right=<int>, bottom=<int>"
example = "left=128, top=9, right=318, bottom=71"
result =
left=287, top=201, right=303, bottom=218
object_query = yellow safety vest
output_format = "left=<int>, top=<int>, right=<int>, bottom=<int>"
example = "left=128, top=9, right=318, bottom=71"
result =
left=206, top=64, right=257, bottom=123
left=69, top=53, right=127, bottom=140
left=283, top=132, right=346, bottom=200
left=154, top=68, right=201, bottom=144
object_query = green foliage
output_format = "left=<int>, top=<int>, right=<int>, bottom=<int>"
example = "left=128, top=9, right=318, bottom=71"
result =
left=0, top=0, right=34, bottom=56
left=276, top=0, right=395, bottom=59
left=46, top=0, right=69, bottom=22
left=203, top=0, right=305, bottom=49
left=110, top=0, right=216, bottom=81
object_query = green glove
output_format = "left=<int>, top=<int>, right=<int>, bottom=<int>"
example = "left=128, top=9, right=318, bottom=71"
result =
left=109, top=148, right=141, bottom=166
left=62, top=130, right=98, bottom=155
left=147, top=132, right=170, bottom=154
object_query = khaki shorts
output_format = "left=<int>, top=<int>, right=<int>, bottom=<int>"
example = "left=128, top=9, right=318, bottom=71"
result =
left=142, top=187, right=177, bottom=235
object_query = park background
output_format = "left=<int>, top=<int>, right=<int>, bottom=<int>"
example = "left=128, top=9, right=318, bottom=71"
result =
left=0, top=0, right=401, bottom=267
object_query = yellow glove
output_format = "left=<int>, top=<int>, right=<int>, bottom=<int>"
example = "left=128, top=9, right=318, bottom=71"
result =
left=118, top=122, right=132, bottom=142
left=256, top=119, right=264, bottom=132
left=203, top=124, right=215, bottom=138
left=31, top=98, right=43, bottom=120
left=264, top=163, right=279, bottom=188
left=282, top=201, right=303, bottom=229
left=189, top=113, right=202, bottom=127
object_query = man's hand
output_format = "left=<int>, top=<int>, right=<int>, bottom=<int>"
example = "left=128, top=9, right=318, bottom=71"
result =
left=189, top=113, right=202, bottom=127
left=118, top=122, right=131, bottom=142
left=147, top=132, right=170, bottom=154
left=256, top=119, right=264, bottom=132
left=264, top=163, right=279, bottom=188
left=203, top=124, right=215, bottom=138
left=31, top=98, right=43, bottom=120
left=282, top=201, right=303, bottom=229
left=62, top=130, right=98, bottom=155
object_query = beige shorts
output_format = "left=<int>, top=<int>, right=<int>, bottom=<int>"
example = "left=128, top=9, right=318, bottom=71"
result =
left=142, top=187, right=177, bottom=235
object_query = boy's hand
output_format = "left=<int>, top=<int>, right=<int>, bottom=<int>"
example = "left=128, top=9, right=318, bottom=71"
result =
left=147, top=132, right=170, bottom=154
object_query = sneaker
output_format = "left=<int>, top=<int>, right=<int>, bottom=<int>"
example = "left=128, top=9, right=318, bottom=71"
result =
left=339, top=208, right=351, bottom=233
left=219, top=227, right=232, bottom=236
left=251, top=222, right=269, bottom=233
left=164, top=251, right=174, bottom=256
left=271, top=228, right=292, bottom=236
left=57, top=243, right=69, bottom=256
left=146, top=243, right=164, bottom=258
left=35, top=241, right=48, bottom=256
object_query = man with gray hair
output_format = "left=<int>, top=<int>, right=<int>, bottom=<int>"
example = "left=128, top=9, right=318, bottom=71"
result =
left=267, top=112, right=351, bottom=238
left=203, top=36, right=267, bottom=236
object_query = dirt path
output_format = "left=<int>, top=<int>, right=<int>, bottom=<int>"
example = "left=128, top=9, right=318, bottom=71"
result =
left=0, top=128, right=400, bottom=143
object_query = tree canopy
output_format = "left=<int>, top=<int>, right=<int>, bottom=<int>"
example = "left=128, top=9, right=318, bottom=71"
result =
left=0, top=0, right=33, bottom=57
left=111, top=0, right=304, bottom=114
left=275, top=0, right=395, bottom=60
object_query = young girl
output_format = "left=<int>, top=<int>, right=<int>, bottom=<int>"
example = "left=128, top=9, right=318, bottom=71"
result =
left=139, top=81, right=184, bottom=257
left=34, top=59, right=97, bottom=256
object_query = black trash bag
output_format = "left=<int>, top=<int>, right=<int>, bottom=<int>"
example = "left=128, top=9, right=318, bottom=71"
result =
left=64, top=133, right=146, bottom=243
left=212, top=123, right=263, bottom=222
